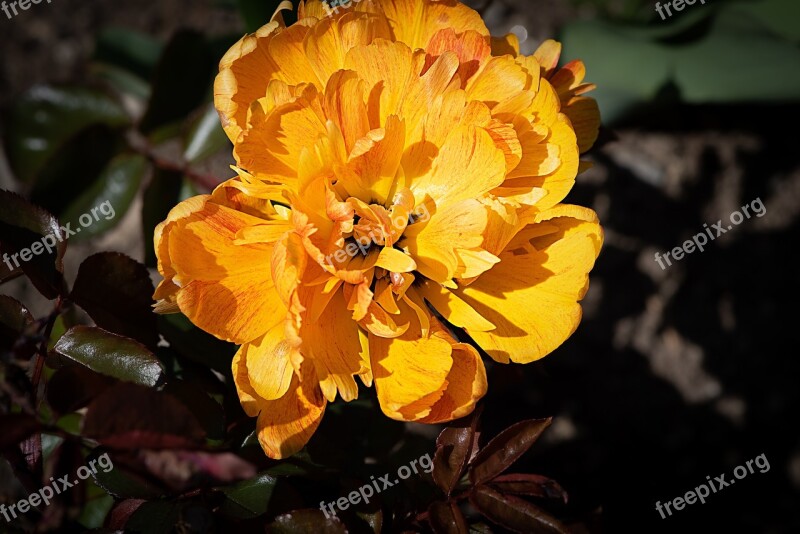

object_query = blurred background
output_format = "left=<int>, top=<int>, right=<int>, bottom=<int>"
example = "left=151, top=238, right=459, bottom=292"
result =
left=1, top=0, right=798, bottom=532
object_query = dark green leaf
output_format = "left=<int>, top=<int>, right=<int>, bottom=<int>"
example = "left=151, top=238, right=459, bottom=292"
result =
left=469, top=486, right=568, bottom=534
left=267, top=509, right=348, bottom=533
left=469, top=418, right=551, bottom=486
left=4, top=85, right=129, bottom=184
left=142, top=167, right=183, bottom=267
left=490, top=474, right=568, bottom=503
left=30, top=125, right=123, bottom=215
left=0, top=190, right=67, bottom=299
left=94, top=27, right=163, bottom=81
left=90, top=63, right=151, bottom=100
left=70, top=253, right=158, bottom=348
left=59, top=154, right=148, bottom=241
left=184, top=104, right=231, bottom=163
left=428, top=500, right=469, bottom=534
left=218, top=472, right=278, bottom=519
left=53, top=326, right=165, bottom=387
left=139, top=30, right=215, bottom=134
left=434, top=409, right=481, bottom=496
left=83, top=383, right=206, bottom=449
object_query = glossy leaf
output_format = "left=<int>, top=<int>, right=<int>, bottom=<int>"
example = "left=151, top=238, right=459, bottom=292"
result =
left=218, top=473, right=278, bottom=519
left=469, top=486, right=568, bottom=534
left=469, top=418, right=551, bottom=486
left=490, top=474, right=568, bottom=503
left=71, top=253, right=158, bottom=348
left=268, top=509, right=349, bottom=533
left=3, top=85, right=129, bottom=185
left=59, top=154, right=148, bottom=241
left=428, top=500, right=469, bottom=534
left=139, top=30, right=214, bottom=134
left=0, top=190, right=67, bottom=299
left=53, top=326, right=165, bottom=387
left=433, top=409, right=481, bottom=496
left=183, top=103, right=231, bottom=163
left=83, top=383, right=206, bottom=449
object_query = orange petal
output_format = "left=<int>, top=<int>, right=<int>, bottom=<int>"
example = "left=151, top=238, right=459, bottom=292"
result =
left=363, top=0, right=489, bottom=51
left=168, top=200, right=285, bottom=343
left=298, top=290, right=362, bottom=402
left=256, top=371, right=326, bottom=459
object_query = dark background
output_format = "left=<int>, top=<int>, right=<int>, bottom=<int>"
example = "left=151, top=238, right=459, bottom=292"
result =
left=1, top=0, right=798, bottom=532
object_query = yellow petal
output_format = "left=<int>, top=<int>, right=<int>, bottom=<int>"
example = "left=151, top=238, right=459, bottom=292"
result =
left=456, top=206, right=602, bottom=364
left=418, top=340, right=487, bottom=423
left=419, top=279, right=495, bottom=332
left=402, top=198, right=488, bottom=284
left=410, top=125, right=506, bottom=209
left=245, top=323, right=296, bottom=401
left=491, top=33, right=520, bottom=57
left=370, top=310, right=453, bottom=421
left=376, top=246, right=416, bottom=273
left=533, top=39, right=562, bottom=76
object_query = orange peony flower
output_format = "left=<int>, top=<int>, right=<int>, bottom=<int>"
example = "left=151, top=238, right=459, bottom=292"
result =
left=154, top=0, right=603, bottom=459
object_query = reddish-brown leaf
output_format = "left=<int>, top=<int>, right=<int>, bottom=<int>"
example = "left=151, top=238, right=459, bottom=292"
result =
left=433, top=407, right=482, bottom=495
left=469, top=418, right=551, bottom=486
left=469, top=485, right=568, bottom=534
left=491, top=473, right=568, bottom=503
left=83, top=383, right=205, bottom=449
left=428, top=500, right=469, bottom=534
